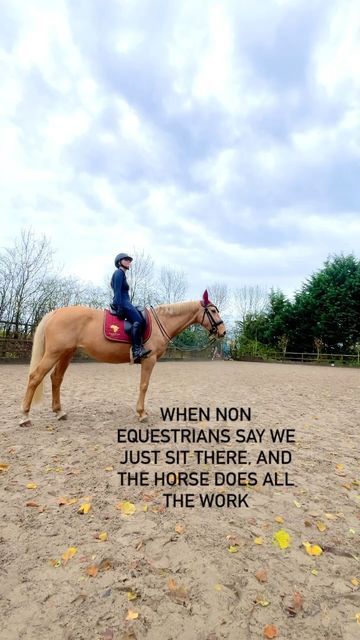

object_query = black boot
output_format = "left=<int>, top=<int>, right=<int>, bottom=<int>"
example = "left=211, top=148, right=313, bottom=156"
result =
left=131, top=322, right=152, bottom=363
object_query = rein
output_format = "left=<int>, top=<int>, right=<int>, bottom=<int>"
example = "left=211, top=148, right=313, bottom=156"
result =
left=150, top=304, right=221, bottom=352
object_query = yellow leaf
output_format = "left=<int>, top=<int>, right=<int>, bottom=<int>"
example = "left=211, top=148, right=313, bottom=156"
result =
left=324, top=513, right=338, bottom=520
left=105, top=466, right=114, bottom=471
left=316, top=521, right=327, bottom=532
left=142, top=504, right=148, bottom=512
left=273, top=529, right=291, bottom=549
left=116, top=501, right=136, bottom=515
left=355, top=612, right=360, bottom=624
left=351, top=578, right=359, bottom=587
left=98, top=532, right=108, bottom=542
left=254, top=537, right=264, bottom=545
left=275, top=516, right=284, bottom=524
left=228, top=545, right=239, bottom=553
left=125, top=609, right=139, bottom=621
left=336, top=463, right=344, bottom=471
left=214, top=584, right=223, bottom=592
left=349, top=528, right=356, bottom=535
left=62, top=546, right=77, bottom=564
left=0, top=463, right=9, bottom=472
left=311, top=569, right=318, bottom=575
left=86, top=565, right=98, bottom=577
left=78, top=502, right=91, bottom=514
left=303, top=542, right=323, bottom=556
left=256, top=597, right=270, bottom=607
left=26, top=483, right=37, bottom=489
left=127, top=591, right=138, bottom=601
left=293, top=500, right=301, bottom=508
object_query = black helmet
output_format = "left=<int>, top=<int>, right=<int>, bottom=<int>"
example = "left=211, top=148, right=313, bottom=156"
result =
left=114, top=253, right=133, bottom=267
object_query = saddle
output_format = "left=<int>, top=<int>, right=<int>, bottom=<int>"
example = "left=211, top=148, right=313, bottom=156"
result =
left=103, top=306, right=152, bottom=343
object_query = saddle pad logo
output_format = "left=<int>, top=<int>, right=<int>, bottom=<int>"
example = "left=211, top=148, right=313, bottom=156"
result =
left=110, top=324, right=120, bottom=333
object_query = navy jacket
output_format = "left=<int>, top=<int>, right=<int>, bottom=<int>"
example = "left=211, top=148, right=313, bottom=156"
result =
left=110, top=268, right=131, bottom=309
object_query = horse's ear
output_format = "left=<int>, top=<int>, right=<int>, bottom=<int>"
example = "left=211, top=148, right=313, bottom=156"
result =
left=202, top=289, right=209, bottom=306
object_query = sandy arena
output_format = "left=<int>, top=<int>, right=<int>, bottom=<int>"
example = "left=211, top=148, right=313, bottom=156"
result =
left=0, top=361, right=359, bottom=640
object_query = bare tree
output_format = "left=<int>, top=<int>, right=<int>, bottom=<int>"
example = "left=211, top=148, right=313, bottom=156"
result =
left=126, top=248, right=156, bottom=306
left=154, top=266, right=188, bottom=304
left=208, top=282, right=229, bottom=311
left=233, top=285, right=269, bottom=324
left=0, top=229, right=54, bottom=331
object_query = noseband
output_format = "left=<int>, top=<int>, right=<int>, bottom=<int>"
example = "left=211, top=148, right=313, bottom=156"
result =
left=201, top=303, right=224, bottom=336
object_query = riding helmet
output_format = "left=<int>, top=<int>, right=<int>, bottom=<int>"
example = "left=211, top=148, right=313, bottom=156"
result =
left=114, top=253, right=133, bottom=267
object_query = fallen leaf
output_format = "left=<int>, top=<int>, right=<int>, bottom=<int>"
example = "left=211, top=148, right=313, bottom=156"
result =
left=316, top=521, right=327, bottom=532
left=214, top=584, right=223, bottom=592
left=324, top=512, right=338, bottom=520
left=26, top=501, right=39, bottom=507
left=58, top=496, right=78, bottom=506
left=86, top=565, right=98, bottom=577
left=355, top=612, right=360, bottom=624
left=228, top=545, right=239, bottom=553
left=256, top=597, right=270, bottom=607
left=351, top=578, right=359, bottom=587
left=255, top=569, right=268, bottom=583
left=78, top=502, right=91, bottom=514
left=116, top=501, right=136, bottom=516
left=175, top=524, right=185, bottom=534
left=125, top=610, right=139, bottom=621
left=50, top=559, right=61, bottom=568
left=62, top=546, right=77, bottom=564
left=98, top=558, right=112, bottom=572
left=303, top=542, right=323, bottom=556
left=0, top=463, right=9, bottom=472
left=293, top=500, right=301, bottom=508
left=254, top=537, right=264, bottom=545
left=273, top=529, right=291, bottom=549
left=98, top=532, right=108, bottom=542
left=26, top=483, right=37, bottom=489
left=105, top=466, right=114, bottom=471
left=168, top=578, right=187, bottom=603
left=286, top=591, right=304, bottom=616
left=274, top=516, right=284, bottom=524
left=311, top=568, right=318, bottom=575
left=127, top=591, right=138, bottom=601
left=263, top=624, right=278, bottom=638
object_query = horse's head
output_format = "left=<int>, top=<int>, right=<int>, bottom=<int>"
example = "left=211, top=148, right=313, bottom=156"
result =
left=198, top=290, right=226, bottom=338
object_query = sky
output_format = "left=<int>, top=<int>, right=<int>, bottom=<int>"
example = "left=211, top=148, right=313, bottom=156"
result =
left=1, top=0, right=359, bottom=301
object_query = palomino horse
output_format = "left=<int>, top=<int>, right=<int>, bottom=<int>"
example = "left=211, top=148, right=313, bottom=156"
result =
left=20, top=290, right=226, bottom=426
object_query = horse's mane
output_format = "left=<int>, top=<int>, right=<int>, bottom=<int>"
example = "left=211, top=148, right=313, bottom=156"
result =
left=154, top=300, right=200, bottom=315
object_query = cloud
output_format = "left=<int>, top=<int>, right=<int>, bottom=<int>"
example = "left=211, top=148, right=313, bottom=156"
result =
left=0, top=0, right=359, bottom=302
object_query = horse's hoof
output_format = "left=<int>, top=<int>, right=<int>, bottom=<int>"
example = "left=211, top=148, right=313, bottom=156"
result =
left=19, top=417, right=32, bottom=427
left=56, top=411, right=67, bottom=421
left=138, top=413, right=148, bottom=423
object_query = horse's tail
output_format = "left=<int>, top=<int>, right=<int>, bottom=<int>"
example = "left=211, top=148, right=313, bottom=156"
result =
left=29, top=310, right=56, bottom=405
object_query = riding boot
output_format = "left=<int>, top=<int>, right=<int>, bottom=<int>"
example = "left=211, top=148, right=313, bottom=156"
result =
left=130, top=321, right=151, bottom=363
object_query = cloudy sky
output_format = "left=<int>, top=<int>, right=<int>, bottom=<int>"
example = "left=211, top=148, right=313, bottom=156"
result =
left=1, top=0, right=359, bottom=300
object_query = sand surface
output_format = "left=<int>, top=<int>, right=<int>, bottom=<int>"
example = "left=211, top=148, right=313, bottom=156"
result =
left=0, top=361, right=359, bottom=640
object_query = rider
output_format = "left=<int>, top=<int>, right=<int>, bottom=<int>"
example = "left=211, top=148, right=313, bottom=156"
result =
left=110, top=253, right=151, bottom=364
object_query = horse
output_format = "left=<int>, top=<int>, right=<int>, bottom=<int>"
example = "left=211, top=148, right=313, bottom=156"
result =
left=20, top=290, right=226, bottom=426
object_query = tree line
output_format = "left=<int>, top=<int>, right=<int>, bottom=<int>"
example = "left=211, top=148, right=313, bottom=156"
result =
left=233, top=254, right=360, bottom=357
left=1, top=230, right=359, bottom=356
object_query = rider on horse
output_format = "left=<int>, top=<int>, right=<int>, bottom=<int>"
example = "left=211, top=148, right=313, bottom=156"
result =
left=110, top=253, right=152, bottom=363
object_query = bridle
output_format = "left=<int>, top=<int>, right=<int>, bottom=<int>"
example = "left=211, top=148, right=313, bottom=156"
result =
left=200, top=303, right=224, bottom=336
left=150, top=302, right=224, bottom=345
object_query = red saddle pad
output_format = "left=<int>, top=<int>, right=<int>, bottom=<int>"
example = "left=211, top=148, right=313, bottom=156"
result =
left=103, top=309, right=152, bottom=343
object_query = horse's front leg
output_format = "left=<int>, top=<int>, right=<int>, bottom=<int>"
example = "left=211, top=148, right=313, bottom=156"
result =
left=136, top=355, right=156, bottom=422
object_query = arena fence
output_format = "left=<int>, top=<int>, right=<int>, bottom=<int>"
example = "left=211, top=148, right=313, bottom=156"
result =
left=234, top=351, right=360, bottom=366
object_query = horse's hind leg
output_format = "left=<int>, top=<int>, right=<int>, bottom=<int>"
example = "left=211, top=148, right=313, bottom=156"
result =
left=20, top=352, right=61, bottom=427
left=51, top=349, right=75, bottom=420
